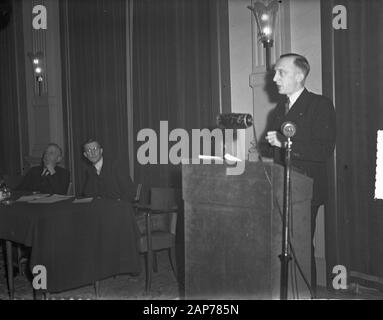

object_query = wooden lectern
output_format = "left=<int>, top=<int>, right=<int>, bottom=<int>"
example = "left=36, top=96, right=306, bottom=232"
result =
left=182, top=161, right=313, bottom=299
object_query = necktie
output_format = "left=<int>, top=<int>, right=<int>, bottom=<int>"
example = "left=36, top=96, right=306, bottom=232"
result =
left=285, top=98, right=291, bottom=116
left=41, top=169, right=50, bottom=176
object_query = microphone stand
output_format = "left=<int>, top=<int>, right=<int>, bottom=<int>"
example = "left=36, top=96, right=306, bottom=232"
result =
left=280, top=137, right=292, bottom=300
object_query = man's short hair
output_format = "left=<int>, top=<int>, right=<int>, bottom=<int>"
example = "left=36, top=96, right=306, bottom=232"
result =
left=83, top=138, right=102, bottom=151
left=46, top=143, right=63, bottom=157
left=280, top=53, right=310, bottom=79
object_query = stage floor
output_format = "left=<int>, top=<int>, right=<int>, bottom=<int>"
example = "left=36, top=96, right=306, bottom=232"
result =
left=1, top=244, right=383, bottom=300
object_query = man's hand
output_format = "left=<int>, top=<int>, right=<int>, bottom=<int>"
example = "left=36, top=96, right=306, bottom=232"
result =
left=266, top=131, right=283, bottom=148
left=45, top=163, right=56, bottom=175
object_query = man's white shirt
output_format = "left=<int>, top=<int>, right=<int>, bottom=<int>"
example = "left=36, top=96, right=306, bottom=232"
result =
left=287, top=87, right=305, bottom=110
left=94, top=157, right=104, bottom=175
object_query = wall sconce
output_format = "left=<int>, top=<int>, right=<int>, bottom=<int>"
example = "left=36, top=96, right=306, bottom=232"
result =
left=28, top=51, right=45, bottom=96
left=248, top=0, right=279, bottom=71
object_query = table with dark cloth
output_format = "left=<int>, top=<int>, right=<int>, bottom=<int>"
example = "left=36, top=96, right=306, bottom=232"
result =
left=0, top=196, right=141, bottom=294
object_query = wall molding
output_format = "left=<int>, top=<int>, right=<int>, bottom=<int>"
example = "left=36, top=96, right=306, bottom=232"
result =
left=249, top=71, right=267, bottom=88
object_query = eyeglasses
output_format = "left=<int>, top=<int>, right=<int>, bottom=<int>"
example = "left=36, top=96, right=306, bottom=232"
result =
left=85, top=147, right=100, bottom=154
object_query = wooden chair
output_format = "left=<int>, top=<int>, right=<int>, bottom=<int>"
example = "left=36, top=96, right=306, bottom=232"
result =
left=66, top=181, right=73, bottom=196
left=93, top=186, right=179, bottom=297
left=134, top=187, right=179, bottom=294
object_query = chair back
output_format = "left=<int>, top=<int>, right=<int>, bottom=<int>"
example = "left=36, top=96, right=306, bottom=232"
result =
left=150, top=187, right=178, bottom=210
left=66, top=182, right=73, bottom=196
left=150, top=187, right=179, bottom=235
left=134, top=183, right=143, bottom=202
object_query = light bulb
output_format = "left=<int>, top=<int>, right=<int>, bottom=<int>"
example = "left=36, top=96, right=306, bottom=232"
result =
left=261, top=14, right=269, bottom=21
left=35, top=67, right=42, bottom=74
left=263, top=27, right=271, bottom=35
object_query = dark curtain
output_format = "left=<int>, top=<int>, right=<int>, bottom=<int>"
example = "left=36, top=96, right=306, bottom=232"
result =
left=133, top=0, right=227, bottom=190
left=322, top=0, right=383, bottom=282
left=0, top=0, right=26, bottom=176
left=60, top=0, right=129, bottom=194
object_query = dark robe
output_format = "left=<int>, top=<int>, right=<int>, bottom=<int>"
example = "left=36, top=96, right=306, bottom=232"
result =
left=82, top=157, right=136, bottom=201
left=16, top=165, right=70, bottom=195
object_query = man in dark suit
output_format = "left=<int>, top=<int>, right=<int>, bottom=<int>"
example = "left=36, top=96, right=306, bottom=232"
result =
left=82, top=139, right=136, bottom=200
left=265, top=53, right=336, bottom=296
left=17, top=143, right=70, bottom=195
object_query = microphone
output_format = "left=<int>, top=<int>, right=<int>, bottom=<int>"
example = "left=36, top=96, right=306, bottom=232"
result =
left=281, top=121, right=296, bottom=138
left=216, top=113, right=253, bottom=129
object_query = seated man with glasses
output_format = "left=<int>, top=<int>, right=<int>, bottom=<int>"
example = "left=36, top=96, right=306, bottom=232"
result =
left=82, top=139, right=136, bottom=200
left=17, top=143, right=70, bottom=195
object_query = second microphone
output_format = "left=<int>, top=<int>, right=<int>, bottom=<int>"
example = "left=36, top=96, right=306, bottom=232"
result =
left=216, top=113, right=253, bottom=129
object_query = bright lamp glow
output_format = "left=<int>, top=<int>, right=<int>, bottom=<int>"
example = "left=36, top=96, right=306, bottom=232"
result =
left=263, top=27, right=271, bottom=35
left=28, top=51, right=45, bottom=96
left=261, top=14, right=269, bottom=21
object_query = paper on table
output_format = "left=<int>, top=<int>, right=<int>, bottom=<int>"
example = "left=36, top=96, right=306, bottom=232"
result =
left=28, top=194, right=74, bottom=203
left=224, top=153, right=242, bottom=162
left=16, top=194, right=50, bottom=202
left=72, top=197, right=93, bottom=203
left=198, top=153, right=242, bottom=162
left=198, top=155, right=223, bottom=161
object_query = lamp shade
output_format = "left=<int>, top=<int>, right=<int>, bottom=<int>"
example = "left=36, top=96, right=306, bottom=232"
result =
left=248, top=0, right=279, bottom=47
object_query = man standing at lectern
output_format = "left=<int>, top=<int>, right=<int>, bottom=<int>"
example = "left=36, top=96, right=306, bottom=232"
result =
left=264, top=53, right=336, bottom=296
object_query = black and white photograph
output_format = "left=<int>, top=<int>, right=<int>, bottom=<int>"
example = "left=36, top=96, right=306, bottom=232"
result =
left=0, top=0, right=383, bottom=305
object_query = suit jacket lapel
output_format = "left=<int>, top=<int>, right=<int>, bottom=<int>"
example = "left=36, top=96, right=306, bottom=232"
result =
left=273, top=100, right=287, bottom=127
left=285, top=88, right=312, bottom=121
left=88, top=163, right=98, bottom=178
left=98, top=158, right=107, bottom=177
